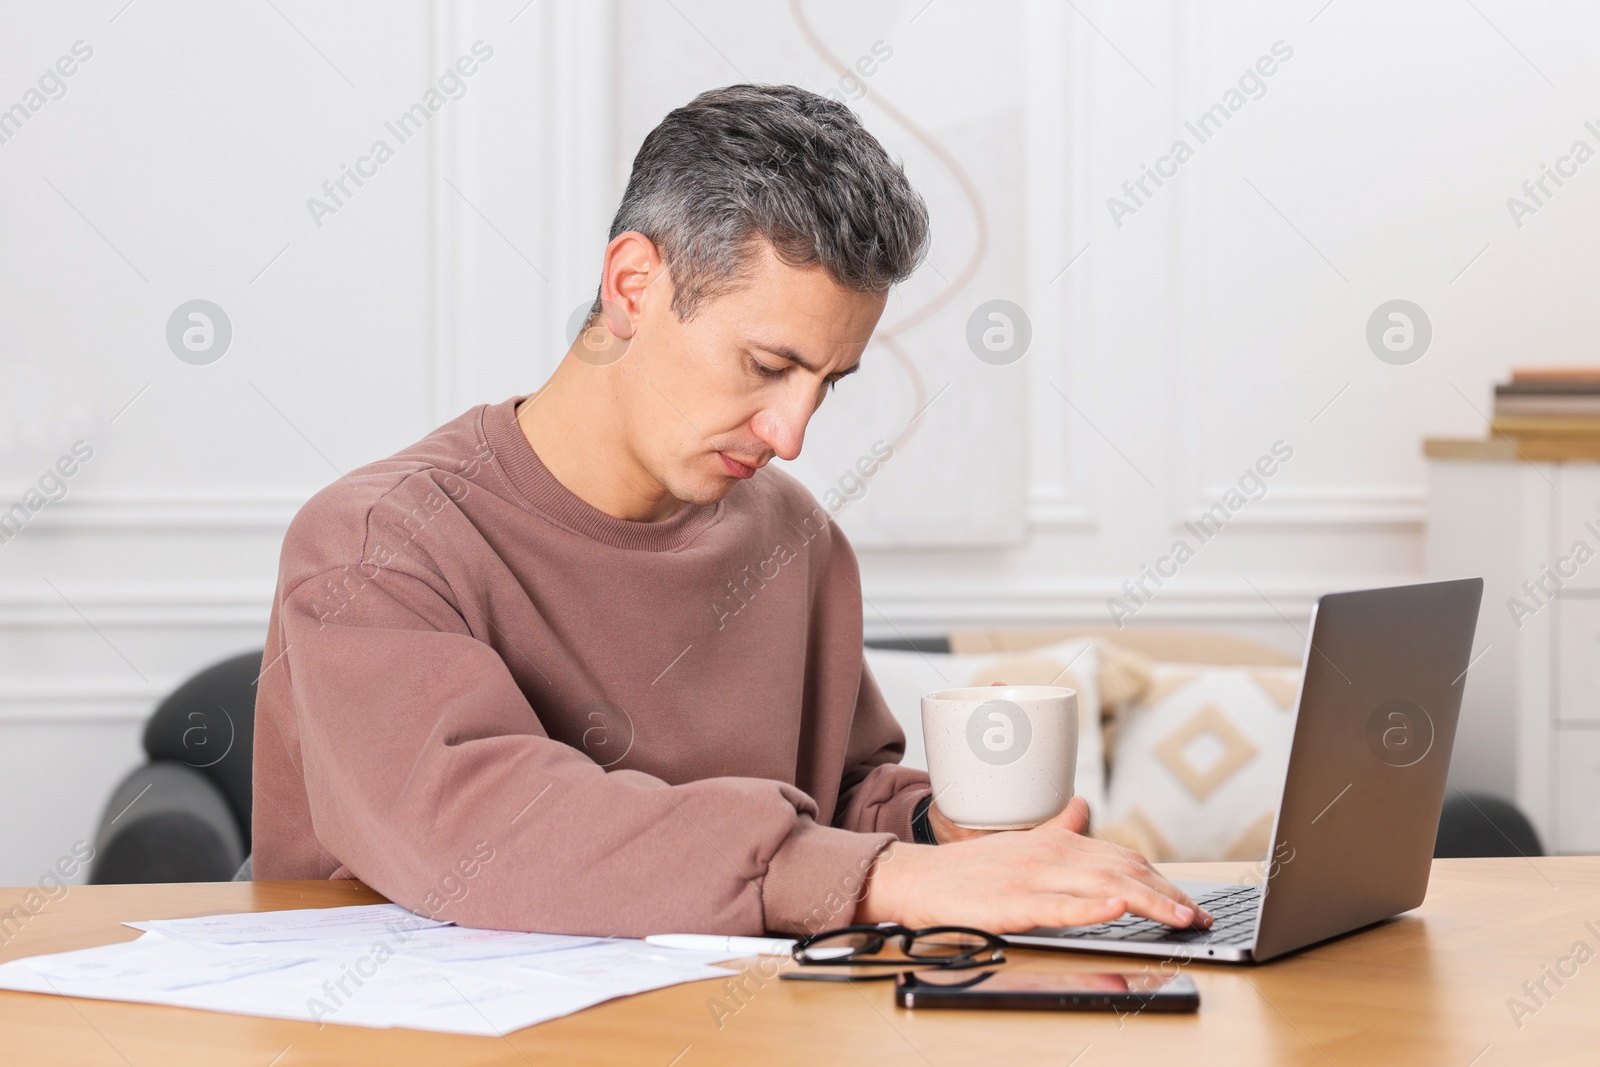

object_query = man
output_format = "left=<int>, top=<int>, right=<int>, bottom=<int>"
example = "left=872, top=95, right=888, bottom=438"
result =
left=254, top=84, right=1208, bottom=938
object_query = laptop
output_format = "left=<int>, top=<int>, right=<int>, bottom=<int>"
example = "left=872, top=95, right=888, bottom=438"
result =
left=1008, top=577, right=1484, bottom=963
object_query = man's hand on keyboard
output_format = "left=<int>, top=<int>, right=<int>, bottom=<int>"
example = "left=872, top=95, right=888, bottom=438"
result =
left=857, top=796, right=1217, bottom=934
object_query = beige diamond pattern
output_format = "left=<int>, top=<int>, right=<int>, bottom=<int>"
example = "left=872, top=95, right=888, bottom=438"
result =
left=1154, top=703, right=1260, bottom=802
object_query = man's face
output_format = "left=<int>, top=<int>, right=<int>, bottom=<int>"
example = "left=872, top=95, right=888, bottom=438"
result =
left=615, top=241, right=887, bottom=507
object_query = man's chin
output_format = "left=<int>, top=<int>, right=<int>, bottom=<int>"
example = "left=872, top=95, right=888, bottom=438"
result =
left=671, top=479, right=737, bottom=508
left=655, top=467, right=739, bottom=509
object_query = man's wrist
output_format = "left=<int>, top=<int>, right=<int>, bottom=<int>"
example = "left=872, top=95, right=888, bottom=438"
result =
left=911, top=793, right=938, bottom=845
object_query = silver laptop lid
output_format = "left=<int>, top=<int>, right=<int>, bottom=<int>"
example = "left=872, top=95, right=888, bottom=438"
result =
left=1252, top=577, right=1483, bottom=961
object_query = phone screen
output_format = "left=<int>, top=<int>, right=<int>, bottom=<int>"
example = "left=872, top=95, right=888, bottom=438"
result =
left=895, top=969, right=1199, bottom=1011
left=907, top=969, right=1191, bottom=994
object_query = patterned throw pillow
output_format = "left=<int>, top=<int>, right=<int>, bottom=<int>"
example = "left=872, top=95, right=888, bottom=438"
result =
left=1099, top=663, right=1300, bottom=862
left=863, top=638, right=1107, bottom=817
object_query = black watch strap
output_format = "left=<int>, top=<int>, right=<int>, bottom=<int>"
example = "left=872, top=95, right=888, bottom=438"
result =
left=911, top=793, right=937, bottom=845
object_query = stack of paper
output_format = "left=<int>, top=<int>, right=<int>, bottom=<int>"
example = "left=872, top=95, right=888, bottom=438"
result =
left=0, top=904, right=743, bottom=1035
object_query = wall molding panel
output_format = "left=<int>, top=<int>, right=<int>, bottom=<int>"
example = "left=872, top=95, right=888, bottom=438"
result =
left=0, top=680, right=180, bottom=723
left=0, top=585, right=271, bottom=628
left=0, top=494, right=302, bottom=533
left=1181, top=487, right=1427, bottom=530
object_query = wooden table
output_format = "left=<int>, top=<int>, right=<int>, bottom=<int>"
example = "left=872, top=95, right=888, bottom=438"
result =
left=2, top=859, right=1596, bottom=1066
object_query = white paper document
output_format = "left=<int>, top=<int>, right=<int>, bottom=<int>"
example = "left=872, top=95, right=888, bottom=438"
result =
left=0, top=905, right=744, bottom=1035
left=122, top=902, right=450, bottom=944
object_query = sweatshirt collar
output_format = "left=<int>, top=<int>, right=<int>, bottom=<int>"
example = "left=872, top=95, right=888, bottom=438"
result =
left=481, top=396, right=724, bottom=552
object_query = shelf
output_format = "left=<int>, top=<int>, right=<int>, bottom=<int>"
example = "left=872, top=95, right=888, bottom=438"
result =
left=1424, top=437, right=1600, bottom=462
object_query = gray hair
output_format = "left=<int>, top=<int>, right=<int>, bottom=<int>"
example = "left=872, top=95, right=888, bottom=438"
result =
left=592, top=83, right=929, bottom=322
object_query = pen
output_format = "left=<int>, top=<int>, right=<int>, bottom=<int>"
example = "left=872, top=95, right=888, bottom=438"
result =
left=645, top=934, right=797, bottom=955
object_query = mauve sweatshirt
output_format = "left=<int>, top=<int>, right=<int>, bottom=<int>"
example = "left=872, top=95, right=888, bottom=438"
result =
left=251, top=396, right=930, bottom=936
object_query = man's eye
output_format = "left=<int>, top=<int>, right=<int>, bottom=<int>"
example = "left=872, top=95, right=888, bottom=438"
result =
left=751, top=358, right=784, bottom=379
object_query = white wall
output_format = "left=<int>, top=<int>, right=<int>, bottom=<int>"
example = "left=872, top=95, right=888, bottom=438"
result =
left=2, top=0, right=1593, bottom=883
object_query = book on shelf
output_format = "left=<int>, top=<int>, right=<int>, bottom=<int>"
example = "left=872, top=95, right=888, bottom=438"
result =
left=1493, top=396, right=1600, bottom=419
left=1496, top=380, right=1600, bottom=396
left=1509, top=366, right=1600, bottom=384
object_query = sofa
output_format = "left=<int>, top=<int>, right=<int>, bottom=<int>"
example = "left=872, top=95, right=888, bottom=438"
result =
left=88, top=651, right=259, bottom=884
left=864, top=627, right=1540, bottom=862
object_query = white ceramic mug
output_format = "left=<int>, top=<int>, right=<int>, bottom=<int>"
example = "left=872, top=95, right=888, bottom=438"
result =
left=920, top=685, right=1078, bottom=830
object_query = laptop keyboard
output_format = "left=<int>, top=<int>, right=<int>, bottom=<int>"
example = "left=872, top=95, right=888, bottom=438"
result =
left=1041, top=884, right=1262, bottom=946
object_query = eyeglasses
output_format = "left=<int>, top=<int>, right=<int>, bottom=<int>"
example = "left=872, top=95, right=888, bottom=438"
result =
left=780, top=923, right=1007, bottom=982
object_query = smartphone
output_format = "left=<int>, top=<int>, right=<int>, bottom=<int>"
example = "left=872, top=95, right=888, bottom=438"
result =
left=894, top=969, right=1199, bottom=1012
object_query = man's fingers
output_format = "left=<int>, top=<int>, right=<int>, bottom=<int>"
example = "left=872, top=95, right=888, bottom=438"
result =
left=1039, top=795, right=1091, bottom=834
left=1129, top=866, right=1210, bottom=926
left=1111, top=864, right=1207, bottom=926
left=1058, top=795, right=1091, bottom=835
left=1033, top=864, right=1201, bottom=929
left=1133, top=878, right=1205, bottom=927
left=1039, top=896, right=1126, bottom=930
left=1113, top=878, right=1197, bottom=927
left=1025, top=814, right=1212, bottom=927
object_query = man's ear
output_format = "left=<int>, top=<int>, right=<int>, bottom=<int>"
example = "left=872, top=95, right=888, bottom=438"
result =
left=599, top=230, right=665, bottom=340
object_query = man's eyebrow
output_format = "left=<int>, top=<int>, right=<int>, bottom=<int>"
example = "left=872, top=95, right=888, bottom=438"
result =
left=753, top=342, right=862, bottom=378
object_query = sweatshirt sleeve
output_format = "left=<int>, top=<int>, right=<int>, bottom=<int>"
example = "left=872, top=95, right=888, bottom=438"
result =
left=832, top=653, right=932, bottom=842
left=273, top=558, right=893, bottom=938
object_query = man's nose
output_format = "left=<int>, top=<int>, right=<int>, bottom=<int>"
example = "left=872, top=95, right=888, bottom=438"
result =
left=752, top=389, right=816, bottom=462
